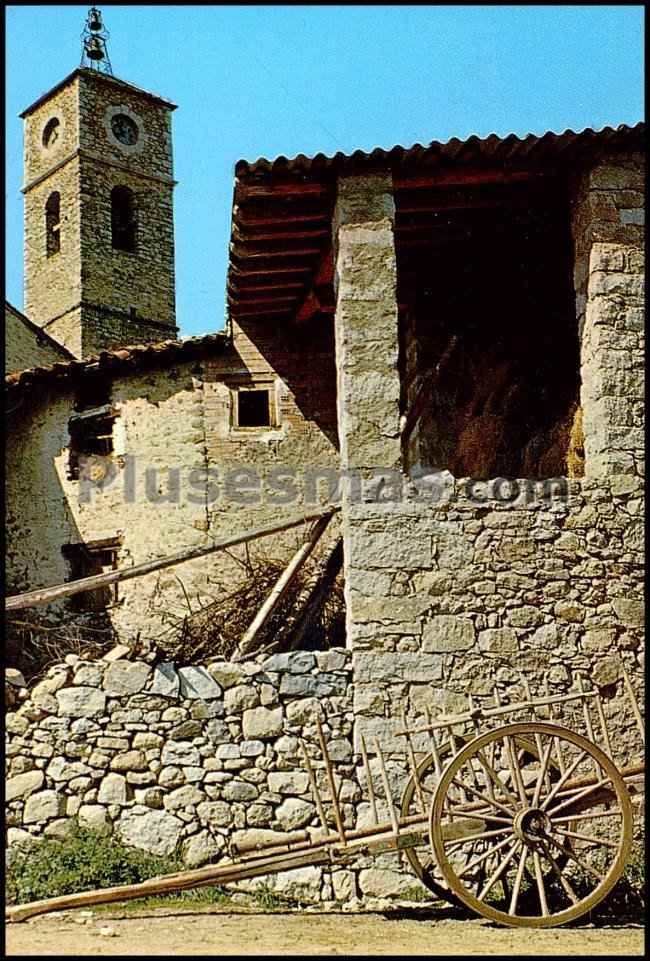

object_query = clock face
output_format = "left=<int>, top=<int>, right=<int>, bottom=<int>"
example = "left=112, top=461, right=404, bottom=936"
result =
left=111, top=114, right=139, bottom=146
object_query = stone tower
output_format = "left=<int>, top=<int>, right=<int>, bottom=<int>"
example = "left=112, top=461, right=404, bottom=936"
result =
left=21, top=67, right=178, bottom=358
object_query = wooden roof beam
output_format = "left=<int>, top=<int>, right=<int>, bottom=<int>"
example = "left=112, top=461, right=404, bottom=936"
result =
left=236, top=180, right=332, bottom=200
left=233, top=226, right=330, bottom=243
left=229, top=264, right=311, bottom=278
left=230, top=242, right=322, bottom=259
left=393, top=168, right=553, bottom=190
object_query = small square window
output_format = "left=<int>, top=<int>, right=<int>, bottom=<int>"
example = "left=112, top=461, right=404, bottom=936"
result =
left=67, top=406, right=117, bottom=480
left=62, top=538, right=121, bottom=611
left=237, top=389, right=271, bottom=428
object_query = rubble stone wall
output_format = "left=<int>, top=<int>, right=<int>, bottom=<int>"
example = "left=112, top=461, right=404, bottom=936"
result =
left=6, top=649, right=410, bottom=904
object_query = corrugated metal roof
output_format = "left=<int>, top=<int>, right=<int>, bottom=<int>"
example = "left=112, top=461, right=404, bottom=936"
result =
left=235, top=122, right=644, bottom=179
left=6, top=333, right=229, bottom=397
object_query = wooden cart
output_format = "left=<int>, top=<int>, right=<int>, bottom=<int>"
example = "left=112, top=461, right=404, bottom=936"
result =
left=7, top=667, right=644, bottom=927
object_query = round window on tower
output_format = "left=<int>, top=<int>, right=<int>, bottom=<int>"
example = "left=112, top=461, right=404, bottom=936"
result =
left=111, top=114, right=139, bottom=146
left=42, top=117, right=61, bottom=149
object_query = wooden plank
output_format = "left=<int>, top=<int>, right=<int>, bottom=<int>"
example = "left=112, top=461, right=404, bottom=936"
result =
left=235, top=511, right=334, bottom=657
left=234, top=227, right=330, bottom=242
left=235, top=210, right=331, bottom=228
left=236, top=181, right=331, bottom=200
left=228, top=281, right=304, bottom=293
left=5, top=507, right=339, bottom=612
left=393, top=168, right=552, bottom=190
left=229, top=264, right=311, bottom=278
left=230, top=242, right=322, bottom=259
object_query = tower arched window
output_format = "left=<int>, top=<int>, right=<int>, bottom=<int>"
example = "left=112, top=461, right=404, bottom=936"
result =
left=111, top=186, right=136, bottom=252
left=45, top=191, right=61, bottom=257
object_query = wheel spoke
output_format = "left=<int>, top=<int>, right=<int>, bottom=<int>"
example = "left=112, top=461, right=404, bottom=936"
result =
left=540, top=749, right=588, bottom=811
left=457, top=833, right=516, bottom=879
left=539, top=840, right=579, bottom=904
left=551, top=808, right=623, bottom=825
left=546, top=834, right=603, bottom=881
left=532, top=850, right=549, bottom=916
left=445, top=807, right=513, bottom=825
left=553, top=827, right=618, bottom=850
left=532, top=739, right=555, bottom=808
left=478, top=840, right=521, bottom=901
left=451, top=778, right=516, bottom=819
left=547, top=778, right=611, bottom=818
left=473, top=749, right=520, bottom=807
left=508, top=846, right=528, bottom=916
left=446, top=826, right=512, bottom=849
left=504, top=735, right=528, bottom=804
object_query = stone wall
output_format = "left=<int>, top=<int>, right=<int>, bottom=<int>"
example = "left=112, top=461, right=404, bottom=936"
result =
left=332, top=155, right=644, bottom=791
left=6, top=649, right=386, bottom=904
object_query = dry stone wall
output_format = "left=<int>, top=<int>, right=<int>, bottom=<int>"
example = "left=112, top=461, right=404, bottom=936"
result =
left=6, top=650, right=375, bottom=904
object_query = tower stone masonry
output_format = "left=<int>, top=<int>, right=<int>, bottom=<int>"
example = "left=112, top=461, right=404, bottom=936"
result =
left=22, top=67, right=178, bottom=358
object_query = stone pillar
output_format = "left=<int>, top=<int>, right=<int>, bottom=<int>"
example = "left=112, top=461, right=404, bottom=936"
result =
left=332, top=173, right=402, bottom=655
left=332, top=173, right=401, bottom=474
left=571, top=152, right=645, bottom=479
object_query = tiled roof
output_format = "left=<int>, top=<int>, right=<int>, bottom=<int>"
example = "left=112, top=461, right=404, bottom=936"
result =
left=234, top=122, right=644, bottom=178
left=227, top=122, right=644, bottom=327
left=5, top=333, right=229, bottom=396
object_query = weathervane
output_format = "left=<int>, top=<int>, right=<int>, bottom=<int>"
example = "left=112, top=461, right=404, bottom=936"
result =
left=80, top=7, right=113, bottom=74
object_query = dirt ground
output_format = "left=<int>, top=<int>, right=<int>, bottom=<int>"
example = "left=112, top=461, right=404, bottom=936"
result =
left=5, top=905, right=644, bottom=956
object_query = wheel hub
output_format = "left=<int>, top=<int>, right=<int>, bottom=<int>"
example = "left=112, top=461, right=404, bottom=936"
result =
left=513, top=807, right=551, bottom=845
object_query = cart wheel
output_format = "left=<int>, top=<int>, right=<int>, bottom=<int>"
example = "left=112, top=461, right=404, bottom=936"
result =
left=401, top=733, right=564, bottom=903
left=429, top=722, right=633, bottom=927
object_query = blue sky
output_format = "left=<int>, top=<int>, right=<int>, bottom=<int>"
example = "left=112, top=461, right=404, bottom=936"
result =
left=5, top=5, right=644, bottom=338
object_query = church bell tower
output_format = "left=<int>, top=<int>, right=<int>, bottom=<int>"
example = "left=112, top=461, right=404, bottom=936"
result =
left=21, top=7, right=178, bottom=358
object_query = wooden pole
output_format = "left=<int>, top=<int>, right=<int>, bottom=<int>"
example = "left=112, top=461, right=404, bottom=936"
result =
left=235, top=512, right=334, bottom=658
left=373, top=737, right=400, bottom=838
left=5, top=507, right=339, bottom=613
left=299, top=738, right=330, bottom=835
left=620, top=664, right=645, bottom=746
left=360, top=735, right=379, bottom=825
left=315, top=716, right=347, bottom=845
left=400, top=708, right=426, bottom=814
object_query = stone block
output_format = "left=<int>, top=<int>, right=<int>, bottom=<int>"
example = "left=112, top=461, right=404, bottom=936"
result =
left=103, top=661, right=152, bottom=696
left=78, top=804, right=111, bottom=833
left=222, top=780, right=258, bottom=802
left=224, top=684, right=259, bottom=714
left=150, top=663, right=180, bottom=698
left=117, top=807, right=183, bottom=857
left=98, top=773, right=129, bottom=805
left=358, top=867, right=415, bottom=898
left=182, top=830, right=220, bottom=867
left=612, top=597, right=644, bottom=628
left=163, top=785, right=204, bottom=812
left=275, top=797, right=315, bottom=831
left=267, top=771, right=309, bottom=795
left=56, top=687, right=106, bottom=718
left=7, top=770, right=44, bottom=802
left=271, top=865, right=322, bottom=902
left=24, top=790, right=65, bottom=824
left=261, top=652, right=316, bottom=674
left=178, top=666, right=223, bottom=700
left=422, top=615, right=475, bottom=653
left=242, top=706, right=283, bottom=740
left=161, top=742, right=201, bottom=767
